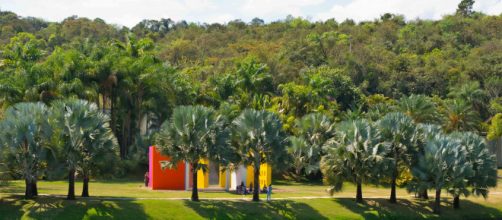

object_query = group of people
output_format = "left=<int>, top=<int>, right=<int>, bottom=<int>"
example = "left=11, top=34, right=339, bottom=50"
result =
left=144, top=171, right=273, bottom=201
left=237, top=181, right=273, bottom=201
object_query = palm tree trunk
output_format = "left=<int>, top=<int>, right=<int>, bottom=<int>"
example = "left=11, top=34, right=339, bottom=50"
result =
left=433, top=188, right=441, bottom=214
left=102, top=94, right=106, bottom=113
left=120, top=112, right=129, bottom=159
left=295, top=167, right=303, bottom=181
left=82, top=174, right=90, bottom=197
left=253, top=164, right=260, bottom=202
left=111, top=90, right=116, bottom=133
left=390, top=166, right=397, bottom=203
left=191, top=168, right=199, bottom=201
left=67, top=168, right=76, bottom=200
left=390, top=150, right=398, bottom=203
left=126, top=110, right=132, bottom=156
left=24, top=178, right=34, bottom=199
left=356, top=182, right=363, bottom=203
left=453, top=195, right=460, bottom=209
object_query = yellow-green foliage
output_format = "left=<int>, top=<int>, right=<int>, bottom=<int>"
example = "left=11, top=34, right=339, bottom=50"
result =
left=488, top=113, right=502, bottom=140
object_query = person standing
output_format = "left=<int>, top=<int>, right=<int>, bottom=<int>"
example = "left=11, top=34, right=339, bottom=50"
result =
left=266, top=184, right=272, bottom=201
left=144, top=172, right=149, bottom=187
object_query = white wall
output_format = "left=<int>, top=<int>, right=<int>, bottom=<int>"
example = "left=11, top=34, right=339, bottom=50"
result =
left=229, top=165, right=247, bottom=190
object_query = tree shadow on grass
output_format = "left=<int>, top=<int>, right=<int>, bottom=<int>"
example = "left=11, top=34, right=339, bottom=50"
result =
left=185, top=199, right=328, bottom=220
left=336, top=197, right=502, bottom=220
left=0, top=181, right=24, bottom=194
left=0, top=195, right=149, bottom=220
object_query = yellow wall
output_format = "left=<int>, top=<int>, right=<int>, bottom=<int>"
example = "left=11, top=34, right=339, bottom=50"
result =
left=197, top=159, right=272, bottom=189
left=197, top=159, right=209, bottom=189
left=219, top=169, right=226, bottom=188
left=246, top=163, right=272, bottom=188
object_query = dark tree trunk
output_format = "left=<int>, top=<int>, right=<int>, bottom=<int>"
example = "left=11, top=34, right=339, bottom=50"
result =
left=433, top=188, right=441, bottom=214
left=191, top=168, right=199, bottom=202
left=111, top=90, right=116, bottom=133
left=453, top=195, right=460, bottom=209
left=120, top=111, right=131, bottom=159
left=126, top=110, right=132, bottom=156
left=136, top=87, right=143, bottom=134
left=356, top=182, right=363, bottom=203
left=253, top=164, right=260, bottom=202
left=390, top=150, right=398, bottom=203
left=24, top=178, right=34, bottom=199
left=82, top=174, right=90, bottom=197
left=31, top=180, right=38, bottom=196
left=390, top=171, right=397, bottom=203
left=121, top=116, right=127, bottom=158
left=420, top=189, right=429, bottom=199
left=67, top=168, right=76, bottom=200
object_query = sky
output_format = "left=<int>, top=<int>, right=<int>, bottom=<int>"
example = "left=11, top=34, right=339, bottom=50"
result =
left=1, top=0, right=502, bottom=27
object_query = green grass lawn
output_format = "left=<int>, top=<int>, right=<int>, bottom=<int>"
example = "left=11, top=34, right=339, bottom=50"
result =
left=1, top=171, right=502, bottom=219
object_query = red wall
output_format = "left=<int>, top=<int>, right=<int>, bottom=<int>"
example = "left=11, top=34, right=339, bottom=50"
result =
left=149, top=146, right=186, bottom=190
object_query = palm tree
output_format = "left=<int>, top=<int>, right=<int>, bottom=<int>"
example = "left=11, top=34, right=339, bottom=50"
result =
left=449, top=132, right=497, bottom=209
left=448, top=82, right=488, bottom=119
left=77, top=108, right=118, bottom=197
left=397, top=94, right=437, bottom=123
left=232, top=109, right=287, bottom=201
left=377, top=112, right=417, bottom=203
left=51, top=99, right=113, bottom=200
left=442, top=99, right=480, bottom=133
left=155, top=105, right=227, bottom=201
left=0, top=102, right=52, bottom=199
left=292, top=113, right=334, bottom=176
left=235, top=60, right=273, bottom=95
left=321, top=119, right=389, bottom=203
left=409, top=123, right=444, bottom=199
left=287, top=136, right=310, bottom=177
left=412, top=134, right=472, bottom=214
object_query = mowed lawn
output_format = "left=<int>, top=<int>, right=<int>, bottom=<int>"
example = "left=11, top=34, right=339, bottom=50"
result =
left=1, top=171, right=502, bottom=219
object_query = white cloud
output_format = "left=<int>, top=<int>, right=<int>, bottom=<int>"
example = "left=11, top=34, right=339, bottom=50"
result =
left=1, top=0, right=216, bottom=27
left=241, top=0, right=324, bottom=17
left=206, top=13, right=235, bottom=23
left=318, top=0, right=502, bottom=22
left=318, top=0, right=460, bottom=22
left=1, top=0, right=501, bottom=27
left=475, top=0, right=502, bottom=15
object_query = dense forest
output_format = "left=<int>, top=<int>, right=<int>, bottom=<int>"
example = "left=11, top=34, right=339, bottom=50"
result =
left=0, top=0, right=501, bottom=180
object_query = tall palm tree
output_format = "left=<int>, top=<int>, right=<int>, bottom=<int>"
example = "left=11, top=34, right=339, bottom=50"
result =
left=287, top=136, right=310, bottom=177
left=412, top=134, right=472, bottom=214
left=292, top=113, right=334, bottom=176
left=449, top=132, right=497, bottom=209
left=77, top=108, right=118, bottom=197
left=51, top=99, right=113, bottom=200
left=377, top=112, right=417, bottom=203
left=321, top=119, right=389, bottom=203
left=397, top=94, right=438, bottom=123
left=0, top=102, right=52, bottom=199
left=409, top=123, right=444, bottom=199
left=232, top=109, right=287, bottom=201
left=155, top=105, right=227, bottom=201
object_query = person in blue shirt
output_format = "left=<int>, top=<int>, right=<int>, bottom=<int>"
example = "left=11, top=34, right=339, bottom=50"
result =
left=266, top=184, right=272, bottom=201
